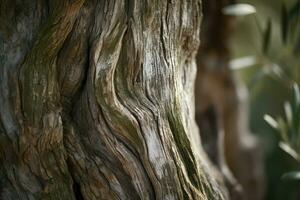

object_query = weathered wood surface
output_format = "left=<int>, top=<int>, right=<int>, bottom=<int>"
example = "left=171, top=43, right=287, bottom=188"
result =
left=0, top=0, right=227, bottom=199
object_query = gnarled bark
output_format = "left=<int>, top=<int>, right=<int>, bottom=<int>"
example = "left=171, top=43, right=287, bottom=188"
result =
left=0, top=0, right=227, bottom=199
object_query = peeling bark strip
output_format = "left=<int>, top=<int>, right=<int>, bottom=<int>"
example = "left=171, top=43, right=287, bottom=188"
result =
left=1, top=0, right=227, bottom=199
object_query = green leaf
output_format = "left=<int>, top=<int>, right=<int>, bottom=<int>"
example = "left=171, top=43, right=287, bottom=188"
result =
left=229, top=56, right=257, bottom=70
left=264, top=114, right=278, bottom=129
left=281, top=3, right=288, bottom=45
left=277, top=117, right=288, bottom=143
left=270, top=63, right=284, bottom=79
left=279, top=142, right=299, bottom=161
left=222, top=4, right=256, bottom=16
left=293, top=83, right=300, bottom=105
left=284, top=101, right=292, bottom=127
left=281, top=171, right=300, bottom=181
left=263, top=19, right=272, bottom=54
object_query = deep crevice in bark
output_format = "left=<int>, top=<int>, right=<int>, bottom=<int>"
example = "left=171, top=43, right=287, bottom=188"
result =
left=66, top=158, right=84, bottom=200
left=73, top=181, right=84, bottom=200
left=0, top=1, right=229, bottom=199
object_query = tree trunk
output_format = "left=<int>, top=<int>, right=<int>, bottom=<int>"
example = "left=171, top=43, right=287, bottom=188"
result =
left=0, top=0, right=227, bottom=199
left=195, top=0, right=265, bottom=200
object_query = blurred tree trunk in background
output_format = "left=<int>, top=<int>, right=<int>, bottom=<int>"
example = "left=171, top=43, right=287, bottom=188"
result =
left=0, top=0, right=228, bottom=199
left=195, top=0, right=265, bottom=200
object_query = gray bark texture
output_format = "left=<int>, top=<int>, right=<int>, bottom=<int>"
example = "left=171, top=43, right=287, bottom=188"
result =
left=0, top=0, right=227, bottom=199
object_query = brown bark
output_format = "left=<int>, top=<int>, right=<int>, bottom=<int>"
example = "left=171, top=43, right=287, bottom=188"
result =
left=0, top=0, right=227, bottom=199
left=195, top=0, right=265, bottom=200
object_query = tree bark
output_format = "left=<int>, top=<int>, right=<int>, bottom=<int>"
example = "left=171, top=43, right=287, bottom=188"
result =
left=195, top=0, right=265, bottom=200
left=0, top=0, right=227, bottom=199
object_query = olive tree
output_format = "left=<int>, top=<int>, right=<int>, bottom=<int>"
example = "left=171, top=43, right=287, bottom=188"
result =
left=0, top=0, right=227, bottom=199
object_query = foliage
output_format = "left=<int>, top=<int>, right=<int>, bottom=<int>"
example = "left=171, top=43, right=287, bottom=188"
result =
left=228, top=1, right=300, bottom=88
left=264, top=84, right=300, bottom=161
left=225, top=0, right=300, bottom=182
left=261, top=0, right=300, bottom=155
left=264, top=83, right=300, bottom=180
left=222, top=3, right=256, bottom=16
left=255, top=0, right=300, bottom=87
left=260, top=0, right=300, bottom=181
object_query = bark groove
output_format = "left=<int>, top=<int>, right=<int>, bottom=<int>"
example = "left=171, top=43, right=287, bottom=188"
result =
left=1, top=0, right=227, bottom=199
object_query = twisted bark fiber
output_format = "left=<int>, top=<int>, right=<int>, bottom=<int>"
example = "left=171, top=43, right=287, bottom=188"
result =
left=0, top=0, right=227, bottom=199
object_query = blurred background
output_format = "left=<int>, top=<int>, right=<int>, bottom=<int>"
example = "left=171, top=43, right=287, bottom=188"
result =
left=231, top=0, right=300, bottom=199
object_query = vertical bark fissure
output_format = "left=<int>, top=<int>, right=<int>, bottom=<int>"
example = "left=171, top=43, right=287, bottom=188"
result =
left=1, top=0, right=229, bottom=199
